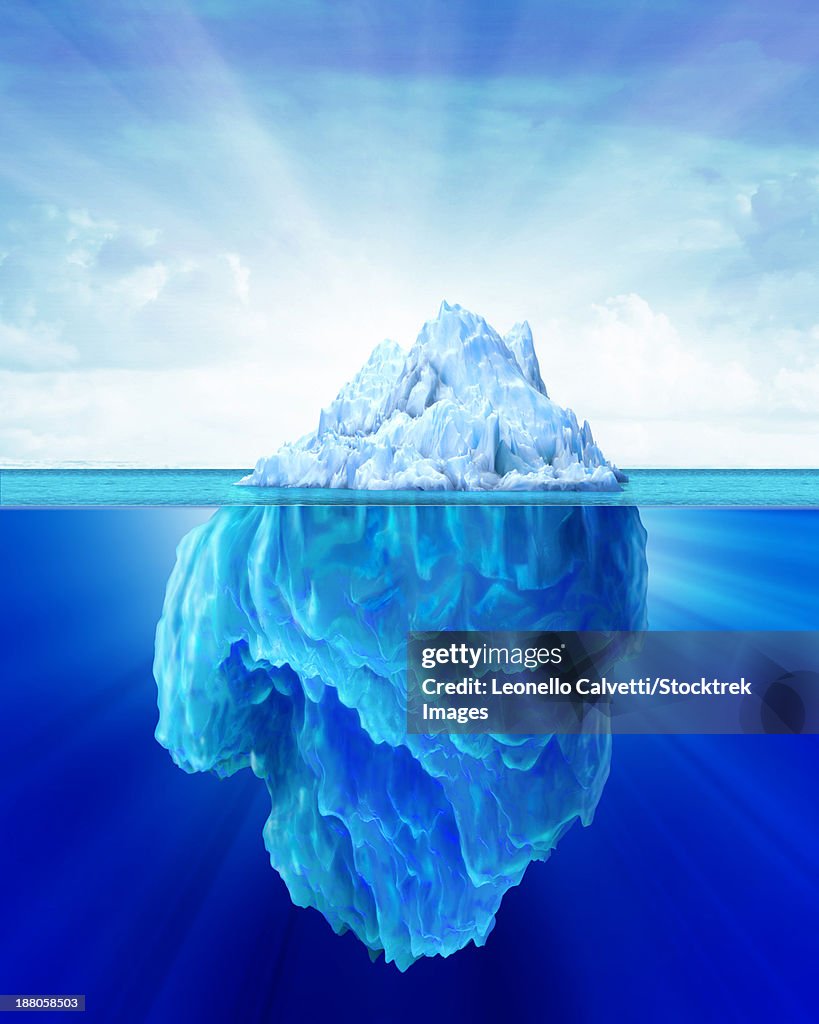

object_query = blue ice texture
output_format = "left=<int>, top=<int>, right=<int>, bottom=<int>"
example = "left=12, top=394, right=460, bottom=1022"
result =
left=241, top=302, right=626, bottom=491
left=154, top=504, right=647, bottom=969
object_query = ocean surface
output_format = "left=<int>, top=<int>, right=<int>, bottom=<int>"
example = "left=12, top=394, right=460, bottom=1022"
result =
left=2, top=467, right=818, bottom=506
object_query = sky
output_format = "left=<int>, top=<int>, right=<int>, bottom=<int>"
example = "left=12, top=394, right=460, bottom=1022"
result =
left=1, top=0, right=819, bottom=467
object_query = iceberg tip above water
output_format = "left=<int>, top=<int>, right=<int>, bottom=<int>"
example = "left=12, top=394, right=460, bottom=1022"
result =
left=241, top=302, right=625, bottom=491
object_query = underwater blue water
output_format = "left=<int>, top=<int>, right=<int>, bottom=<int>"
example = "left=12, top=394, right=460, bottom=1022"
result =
left=2, top=468, right=819, bottom=506
left=1, top=508, right=818, bottom=1021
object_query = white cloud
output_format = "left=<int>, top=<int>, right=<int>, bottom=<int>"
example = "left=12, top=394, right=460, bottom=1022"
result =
left=2, top=292, right=818, bottom=468
left=113, top=262, right=169, bottom=310
left=597, top=417, right=819, bottom=469
left=0, top=320, right=78, bottom=371
left=225, top=252, right=250, bottom=304
left=542, top=293, right=759, bottom=419
left=774, top=363, right=819, bottom=414
left=0, top=205, right=271, bottom=370
left=739, top=172, right=819, bottom=270
left=535, top=294, right=819, bottom=468
left=0, top=363, right=313, bottom=467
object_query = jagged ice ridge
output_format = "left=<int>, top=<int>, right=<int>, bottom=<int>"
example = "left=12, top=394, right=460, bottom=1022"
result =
left=241, top=302, right=625, bottom=491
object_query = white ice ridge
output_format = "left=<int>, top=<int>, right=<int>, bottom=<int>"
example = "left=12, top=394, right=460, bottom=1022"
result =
left=241, top=302, right=626, bottom=491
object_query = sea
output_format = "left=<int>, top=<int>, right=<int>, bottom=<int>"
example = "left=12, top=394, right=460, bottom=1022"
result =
left=2, top=477, right=818, bottom=1021
left=2, top=505, right=818, bottom=1021
left=1, top=467, right=818, bottom=506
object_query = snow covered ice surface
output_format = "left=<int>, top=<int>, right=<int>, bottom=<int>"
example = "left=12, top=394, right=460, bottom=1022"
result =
left=241, top=302, right=626, bottom=491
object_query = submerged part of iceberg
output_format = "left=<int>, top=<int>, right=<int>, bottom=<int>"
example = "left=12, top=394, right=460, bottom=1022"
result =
left=241, top=302, right=625, bottom=491
left=154, top=505, right=648, bottom=969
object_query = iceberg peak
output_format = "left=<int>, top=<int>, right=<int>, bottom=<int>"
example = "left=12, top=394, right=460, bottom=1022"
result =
left=242, top=303, right=626, bottom=491
left=504, top=320, right=547, bottom=397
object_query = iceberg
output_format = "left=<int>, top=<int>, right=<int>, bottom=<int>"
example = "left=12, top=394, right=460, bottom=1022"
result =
left=154, top=504, right=648, bottom=969
left=240, top=302, right=625, bottom=491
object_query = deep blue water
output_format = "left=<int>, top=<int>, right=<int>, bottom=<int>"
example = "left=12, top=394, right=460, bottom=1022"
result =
left=1, top=508, right=818, bottom=1022
left=2, top=468, right=819, bottom=506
